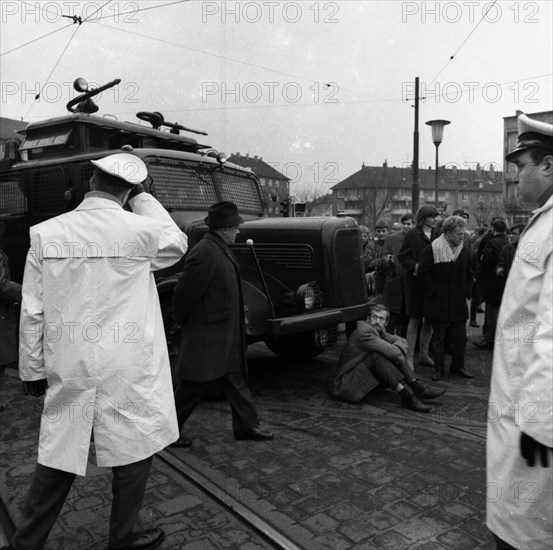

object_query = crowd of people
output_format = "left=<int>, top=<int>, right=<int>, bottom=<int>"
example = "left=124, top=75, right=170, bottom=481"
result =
left=356, top=205, right=528, bottom=379
left=337, top=113, right=552, bottom=550
left=0, top=113, right=551, bottom=550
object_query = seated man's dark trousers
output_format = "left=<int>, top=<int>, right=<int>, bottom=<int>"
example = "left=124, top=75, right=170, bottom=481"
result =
left=10, top=456, right=153, bottom=550
left=174, top=373, right=259, bottom=433
left=366, top=353, right=405, bottom=389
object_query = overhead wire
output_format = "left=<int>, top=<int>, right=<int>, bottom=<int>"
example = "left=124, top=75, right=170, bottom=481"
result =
left=0, top=23, right=74, bottom=57
left=428, top=0, right=499, bottom=85
left=0, top=0, right=112, bottom=58
left=94, top=21, right=389, bottom=102
left=23, top=24, right=81, bottom=118
left=20, top=0, right=113, bottom=118
left=100, top=73, right=551, bottom=118
left=82, top=0, right=114, bottom=22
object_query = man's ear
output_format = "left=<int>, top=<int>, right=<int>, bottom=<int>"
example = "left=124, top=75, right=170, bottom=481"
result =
left=541, top=154, right=553, bottom=176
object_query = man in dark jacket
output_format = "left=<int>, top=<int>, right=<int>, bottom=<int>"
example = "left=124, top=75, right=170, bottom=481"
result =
left=418, top=215, right=474, bottom=380
left=171, top=202, right=273, bottom=447
left=474, top=219, right=509, bottom=349
left=1, top=241, right=22, bottom=413
left=330, top=305, right=445, bottom=411
left=398, top=205, right=440, bottom=370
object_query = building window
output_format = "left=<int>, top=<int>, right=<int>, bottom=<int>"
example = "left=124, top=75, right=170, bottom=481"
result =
left=337, top=191, right=344, bottom=198
left=461, top=193, right=469, bottom=202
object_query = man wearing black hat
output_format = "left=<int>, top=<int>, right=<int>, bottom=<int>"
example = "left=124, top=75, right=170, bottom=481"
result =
left=171, top=201, right=273, bottom=447
left=13, top=153, right=188, bottom=550
left=487, top=114, right=553, bottom=550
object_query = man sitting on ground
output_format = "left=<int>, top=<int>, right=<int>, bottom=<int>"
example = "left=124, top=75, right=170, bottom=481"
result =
left=330, top=305, right=446, bottom=412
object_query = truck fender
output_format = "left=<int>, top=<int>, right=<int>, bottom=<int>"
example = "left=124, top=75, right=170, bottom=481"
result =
left=242, top=280, right=272, bottom=337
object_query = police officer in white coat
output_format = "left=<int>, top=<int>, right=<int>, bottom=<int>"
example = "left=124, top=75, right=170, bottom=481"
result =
left=487, top=114, right=553, bottom=550
left=10, top=153, right=187, bottom=550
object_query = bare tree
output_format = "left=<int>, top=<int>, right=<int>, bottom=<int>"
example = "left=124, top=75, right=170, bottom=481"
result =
left=361, top=187, right=397, bottom=228
left=467, top=193, right=506, bottom=226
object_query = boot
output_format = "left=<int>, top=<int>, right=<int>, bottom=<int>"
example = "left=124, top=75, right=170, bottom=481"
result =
left=408, top=379, right=446, bottom=400
left=399, top=387, right=433, bottom=413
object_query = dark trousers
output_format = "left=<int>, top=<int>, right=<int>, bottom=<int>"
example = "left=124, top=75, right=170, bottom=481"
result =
left=10, top=456, right=153, bottom=550
left=174, top=373, right=259, bottom=433
left=470, top=278, right=482, bottom=322
left=367, top=354, right=405, bottom=390
left=483, top=302, right=500, bottom=343
left=431, top=320, right=466, bottom=374
left=387, top=311, right=410, bottom=338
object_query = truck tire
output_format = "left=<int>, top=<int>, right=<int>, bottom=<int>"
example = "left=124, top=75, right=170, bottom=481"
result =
left=264, top=327, right=337, bottom=361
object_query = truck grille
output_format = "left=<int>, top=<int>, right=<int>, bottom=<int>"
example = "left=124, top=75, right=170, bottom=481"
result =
left=334, top=228, right=365, bottom=306
left=0, top=173, right=26, bottom=218
left=31, top=166, right=67, bottom=216
left=232, top=243, right=313, bottom=269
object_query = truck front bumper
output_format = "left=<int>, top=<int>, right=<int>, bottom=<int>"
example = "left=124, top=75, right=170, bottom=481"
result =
left=267, top=303, right=370, bottom=337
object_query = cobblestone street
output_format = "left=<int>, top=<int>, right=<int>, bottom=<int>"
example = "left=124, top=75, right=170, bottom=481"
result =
left=1, top=323, right=496, bottom=549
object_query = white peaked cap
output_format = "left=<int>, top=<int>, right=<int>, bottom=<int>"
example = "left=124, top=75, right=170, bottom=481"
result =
left=91, top=153, right=148, bottom=185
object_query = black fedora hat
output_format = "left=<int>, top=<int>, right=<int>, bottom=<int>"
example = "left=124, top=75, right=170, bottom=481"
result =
left=204, top=201, right=244, bottom=228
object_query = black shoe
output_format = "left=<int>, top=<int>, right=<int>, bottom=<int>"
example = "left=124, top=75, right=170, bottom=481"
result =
left=451, top=368, right=474, bottom=379
left=234, top=428, right=274, bottom=441
left=418, top=386, right=446, bottom=400
left=400, top=388, right=433, bottom=413
left=408, top=379, right=446, bottom=400
left=109, top=528, right=165, bottom=550
left=169, top=436, right=192, bottom=448
left=431, top=369, right=444, bottom=381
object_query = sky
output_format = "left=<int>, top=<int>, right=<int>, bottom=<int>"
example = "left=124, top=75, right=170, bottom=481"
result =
left=0, top=0, right=552, bottom=197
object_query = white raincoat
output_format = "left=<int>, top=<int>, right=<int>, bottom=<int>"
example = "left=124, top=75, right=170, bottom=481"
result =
left=487, top=196, right=553, bottom=549
left=19, top=192, right=188, bottom=476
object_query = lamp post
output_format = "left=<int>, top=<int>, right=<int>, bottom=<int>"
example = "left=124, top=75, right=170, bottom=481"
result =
left=425, top=119, right=450, bottom=208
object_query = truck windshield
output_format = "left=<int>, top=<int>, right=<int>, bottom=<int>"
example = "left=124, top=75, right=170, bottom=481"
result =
left=147, top=158, right=263, bottom=216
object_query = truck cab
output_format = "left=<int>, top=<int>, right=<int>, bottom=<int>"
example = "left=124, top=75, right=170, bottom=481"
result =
left=0, top=78, right=370, bottom=365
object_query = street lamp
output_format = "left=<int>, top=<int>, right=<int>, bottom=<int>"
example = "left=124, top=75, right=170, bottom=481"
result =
left=425, top=119, right=450, bottom=208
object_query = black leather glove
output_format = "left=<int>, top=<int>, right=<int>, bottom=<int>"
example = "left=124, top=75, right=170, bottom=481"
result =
left=128, top=182, right=145, bottom=200
left=22, top=379, right=48, bottom=397
left=520, top=432, right=552, bottom=467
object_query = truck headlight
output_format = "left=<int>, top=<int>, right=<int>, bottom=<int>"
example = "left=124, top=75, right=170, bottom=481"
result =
left=295, top=282, right=322, bottom=311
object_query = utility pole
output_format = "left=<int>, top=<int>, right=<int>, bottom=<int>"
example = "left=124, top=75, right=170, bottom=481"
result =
left=412, top=76, right=420, bottom=215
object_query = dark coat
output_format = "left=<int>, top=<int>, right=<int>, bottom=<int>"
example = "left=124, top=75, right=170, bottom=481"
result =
left=397, top=226, right=439, bottom=317
left=0, top=249, right=22, bottom=365
left=417, top=244, right=473, bottom=323
left=498, top=241, right=518, bottom=279
left=382, top=231, right=407, bottom=314
left=173, top=232, right=246, bottom=382
left=479, top=234, right=508, bottom=305
left=331, top=321, right=407, bottom=403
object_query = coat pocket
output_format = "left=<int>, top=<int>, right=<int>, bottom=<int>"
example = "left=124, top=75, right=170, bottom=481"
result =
left=206, top=310, right=232, bottom=324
